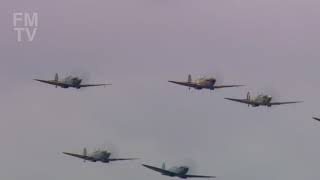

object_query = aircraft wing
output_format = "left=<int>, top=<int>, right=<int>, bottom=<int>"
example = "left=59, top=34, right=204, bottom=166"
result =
left=224, top=98, right=254, bottom=105
left=79, top=83, right=112, bottom=88
left=269, top=101, right=302, bottom=105
left=63, top=152, right=93, bottom=161
left=142, top=164, right=174, bottom=175
left=313, top=117, right=320, bottom=121
left=109, top=158, right=138, bottom=161
left=185, top=174, right=216, bottom=178
left=34, top=79, right=66, bottom=87
left=168, top=81, right=201, bottom=89
left=214, top=85, right=244, bottom=89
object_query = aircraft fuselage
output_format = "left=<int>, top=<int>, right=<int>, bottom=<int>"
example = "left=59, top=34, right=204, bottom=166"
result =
left=163, top=166, right=189, bottom=178
left=194, top=78, right=216, bottom=90
left=88, top=151, right=111, bottom=162
left=60, top=76, right=82, bottom=88
left=251, top=95, right=272, bottom=106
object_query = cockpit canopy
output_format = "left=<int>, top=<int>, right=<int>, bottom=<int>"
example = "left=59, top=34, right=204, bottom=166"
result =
left=64, top=76, right=82, bottom=85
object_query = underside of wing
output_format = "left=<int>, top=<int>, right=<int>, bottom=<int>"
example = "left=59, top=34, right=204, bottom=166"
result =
left=214, top=85, right=244, bottom=89
left=79, top=83, right=112, bottom=87
left=313, top=117, right=320, bottom=121
left=269, top=101, right=303, bottom=105
left=185, top=174, right=216, bottom=178
left=109, top=158, right=138, bottom=161
left=34, top=79, right=66, bottom=87
left=224, top=98, right=253, bottom=105
left=142, top=164, right=173, bottom=174
left=63, top=152, right=91, bottom=160
left=168, top=81, right=200, bottom=88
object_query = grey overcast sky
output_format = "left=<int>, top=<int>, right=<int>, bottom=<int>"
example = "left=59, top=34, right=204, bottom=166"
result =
left=1, top=0, right=320, bottom=179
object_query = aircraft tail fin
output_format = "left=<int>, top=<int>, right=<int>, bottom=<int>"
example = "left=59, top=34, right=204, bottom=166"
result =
left=83, top=148, right=87, bottom=162
left=162, top=162, right=166, bottom=170
left=54, top=73, right=59, bottom=88
left=247, top=92, right=251, bottom=107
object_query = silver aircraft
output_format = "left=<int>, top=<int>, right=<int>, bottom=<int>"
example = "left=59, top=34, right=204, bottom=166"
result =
left=142, top=163, right=215, bottom=179
left=168, top=74, right=243, bottom=90
left=225, top=92, right=302, bottom=107
left=63, top=148, right=138, bottom=163
left=34, top=73, right=111, bottom=89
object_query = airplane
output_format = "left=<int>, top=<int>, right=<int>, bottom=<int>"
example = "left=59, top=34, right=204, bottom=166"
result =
left=225, top=92, right=302, bottom=107
left=313, top=117, right=320, bottom=121
left=142, top=162, right=215, bottom=179
left=34, top=73, right=111, bottom=89
left=168, top=74, right=243, bottom=90
left=63, top=148, right=138, bottom=163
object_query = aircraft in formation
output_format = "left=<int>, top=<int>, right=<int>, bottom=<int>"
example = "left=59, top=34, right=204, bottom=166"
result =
left=36, top=72, right=307, bottom=179
left=225, top=92, right=302, bottom=107
left=168, top=74, right=243, bottom=90
left=63, top=148, right=138, bottom=163
left=34, top=73, right=111, bottom=89
left=142, top=163, right=215, bottom=179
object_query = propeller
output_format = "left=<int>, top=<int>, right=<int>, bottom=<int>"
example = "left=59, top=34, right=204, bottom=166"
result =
left=187, top=74, right=192, bottom=90
left=188, top=74, right=192, bottom=83
left=83, top=148, right=87, bottom=163
left=54, top=73, right=58, bottom=88
left=247, top=92, right=251, bottom=107
left=162, top=162, right=166, bottom=170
